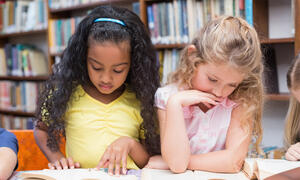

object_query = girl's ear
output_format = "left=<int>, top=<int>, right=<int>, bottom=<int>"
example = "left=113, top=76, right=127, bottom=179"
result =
left=187, top=45, right=197, bottom=56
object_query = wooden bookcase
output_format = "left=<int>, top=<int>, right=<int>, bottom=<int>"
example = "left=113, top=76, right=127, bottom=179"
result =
left=0, top=0, right=49, bottom=123
left=1, top=0, right=298, bottom=128
left=138, top=0, right=300, bottom=101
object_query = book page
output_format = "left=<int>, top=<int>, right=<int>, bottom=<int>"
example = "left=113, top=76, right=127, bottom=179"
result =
left=255, top=159, right=300, bottom=180
left=18, top=169, right=138, bottom=180
left=194, top=170, right=249, bottom=180
left=141, top=168, right=196, bottom=180
left=242, top=158, right=257, bottom=179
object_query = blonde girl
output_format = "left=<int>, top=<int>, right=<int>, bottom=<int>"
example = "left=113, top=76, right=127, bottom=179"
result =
left=284, top=54, right=300, bottom=161
left=146, top=16, right=264, bottom=173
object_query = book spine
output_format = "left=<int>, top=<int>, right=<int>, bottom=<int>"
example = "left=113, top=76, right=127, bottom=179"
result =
left=245, top=0, right=253, bottom=26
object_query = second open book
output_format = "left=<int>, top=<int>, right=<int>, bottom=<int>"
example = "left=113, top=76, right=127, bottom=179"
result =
left=142, top=158, right=300, bottom=180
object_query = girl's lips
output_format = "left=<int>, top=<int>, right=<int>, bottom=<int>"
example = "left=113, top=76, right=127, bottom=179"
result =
left=99, top=84, right=113, bottom=90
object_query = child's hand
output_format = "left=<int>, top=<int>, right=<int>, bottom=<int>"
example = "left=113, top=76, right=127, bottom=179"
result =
left=48, top=157, right=81, bottom=170
left=285, top=142, right=300, bottom=161
left=169, top=90, right=222, bottom=109
left=145, top=155, right=169, bottom=170
left=96, top=136, right=134, bottom=176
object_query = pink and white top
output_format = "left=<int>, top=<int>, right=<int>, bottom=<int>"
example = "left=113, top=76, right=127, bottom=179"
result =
left=154, top=84, right=237, bottom=154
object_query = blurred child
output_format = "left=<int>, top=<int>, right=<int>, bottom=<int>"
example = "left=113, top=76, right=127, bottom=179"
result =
left=284, top=53, right=300, bottom=161
left=0, top=128, right=18, bottom=179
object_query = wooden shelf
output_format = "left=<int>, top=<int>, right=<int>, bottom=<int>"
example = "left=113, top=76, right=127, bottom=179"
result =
left=261, top=38, right=295, bottom=44
left=0, top=76, right=48, bottom=81
left=49, top=0, right=138, bottom=13
left=0, top=109, right=35, bottom=117
left=0, top=29, right=47, bottom=39
left=154, top=43, right=187, bottom=49
left=50, top=52, right=63, bottom=57
left=265, top=93, right=290, bottom=101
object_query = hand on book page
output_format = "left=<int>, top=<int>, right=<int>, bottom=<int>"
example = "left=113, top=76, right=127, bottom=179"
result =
left=141, top=168, right=248, bottom=180
left=243, top=158, right=300, bottom=180
left=18, top=168, right=138, bottom=180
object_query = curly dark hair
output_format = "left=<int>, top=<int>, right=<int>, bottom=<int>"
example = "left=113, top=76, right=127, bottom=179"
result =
left=35, top=5, right=161, bottom=155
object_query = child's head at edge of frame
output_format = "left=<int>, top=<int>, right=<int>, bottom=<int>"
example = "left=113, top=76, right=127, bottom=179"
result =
left=284, top=53, right=300, bottom=148
left=169, top=16, right=264, bottom=153
left=36, top=5, right=161, bottom=154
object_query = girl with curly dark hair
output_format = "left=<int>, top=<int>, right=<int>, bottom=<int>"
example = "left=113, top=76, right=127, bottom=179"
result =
left=34, top=5, right=160, bottom=175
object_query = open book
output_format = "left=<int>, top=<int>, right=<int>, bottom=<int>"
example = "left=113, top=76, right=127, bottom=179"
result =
left=142, top=158, right=300, bottom=180
left=243, top=158, right=300, bottom=179
left=18, top=168, right=138, bottom=180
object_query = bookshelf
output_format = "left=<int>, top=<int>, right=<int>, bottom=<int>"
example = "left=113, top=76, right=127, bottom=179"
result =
left=138, top=0, right=298, bottom=101
left=0, top=29, right=48, bottom=39
left=0, top=0, right=49, bottom=130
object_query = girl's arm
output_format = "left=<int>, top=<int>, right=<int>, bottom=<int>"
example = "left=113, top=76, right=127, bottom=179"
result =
left=159, top=100, right=190, bottom=173
left=34, top=126, right=80, bottom=169
left=160, top=90, right=220, bottom=173
left=187, top=105, right=252, bottom=173
left=0, top=147, right=17, bottom=180
left=129, top=139, right=150, bottom=168
left=34, top=127, right=64, bottom=162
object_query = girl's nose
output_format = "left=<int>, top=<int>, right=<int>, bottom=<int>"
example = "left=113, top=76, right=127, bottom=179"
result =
left=100, top=72, right=112, bottom=83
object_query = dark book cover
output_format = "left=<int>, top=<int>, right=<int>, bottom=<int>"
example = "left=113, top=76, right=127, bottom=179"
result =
left=262, top=44, right=279, bottom=94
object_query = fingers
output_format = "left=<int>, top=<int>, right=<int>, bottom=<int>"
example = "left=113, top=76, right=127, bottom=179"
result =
left=75, top=162, right=81, bottom=168
left=97, top=149, right=128, bottom=175
left=49, top=159, right=63, bottom=170
left=121, top=151, right=127, bottom=175
left=48, top=162, right=55, bottom=170
left=286, top=144, right=300, bottom=161
left=174, top=90, right=222, bottom=107
left=114, top=153, right=121, bottom=176
left=108, top=153, right=116, bottom=175
left=67, top=157, right=75, bottom=169
left=48, top=157, right=79, bottom=170
left=96, top=152, right=109, bottom=170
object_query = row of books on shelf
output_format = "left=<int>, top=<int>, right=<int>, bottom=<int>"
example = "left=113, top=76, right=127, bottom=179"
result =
left=147, top=0, right=252, bottom=45
left=0, top=81, right=42, bottom=113
left=0, top=43, right=48, bottom=77
left=48, top=0, right=104, bottom=9
left=157, top=47, right=281, bottom=94
left=157, top=49, right=180, bottom=84
left=0, top=0, right=47, bottom=34
left=0, top=115, right=34, bottom=130
left=49, top=16, right=84, bottom=54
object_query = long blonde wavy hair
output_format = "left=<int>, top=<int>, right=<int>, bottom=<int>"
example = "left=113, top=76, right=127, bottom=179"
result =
left=284, top=54, right=300, bottom=148
left=168, top=16, right=264, bottom=153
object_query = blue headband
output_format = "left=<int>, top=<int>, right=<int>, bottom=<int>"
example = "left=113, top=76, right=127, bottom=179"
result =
left=93, top=18, right=126, bottom=26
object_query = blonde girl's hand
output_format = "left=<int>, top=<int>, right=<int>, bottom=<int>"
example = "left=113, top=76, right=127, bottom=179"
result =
left=145, top=155, right=169, bottom=170
left=168, top=90, right=222, bottom=109
left=96, top=136, right=134, bottom=176
left=285, top=142, right=300, bottom=161
left=48, top=157, right=81, bottom=170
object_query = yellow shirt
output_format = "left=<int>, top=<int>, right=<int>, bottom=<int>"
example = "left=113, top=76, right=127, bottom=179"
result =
left=64, top=85, right=144, bottom=169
